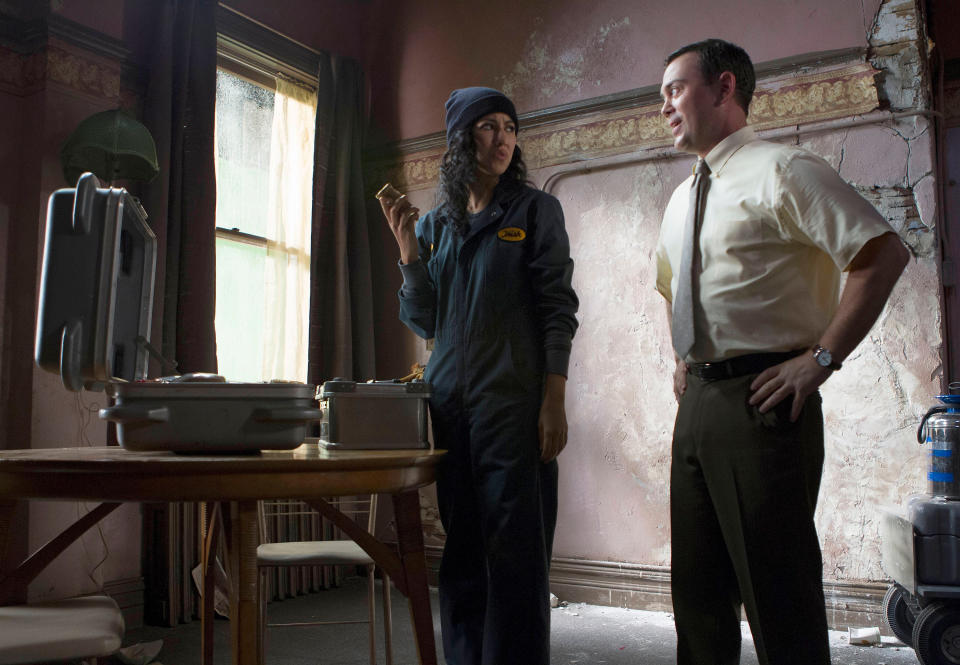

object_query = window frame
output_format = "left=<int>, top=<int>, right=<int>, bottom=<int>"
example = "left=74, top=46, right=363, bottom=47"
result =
left=214, top=6, right=320, bottom=382
left=217, top=4, right=319, bottom=92
left=216, top=6, right=319, bottom=246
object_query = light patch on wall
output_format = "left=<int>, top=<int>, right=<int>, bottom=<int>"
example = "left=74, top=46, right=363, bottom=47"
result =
left=868, top=0, right=929, bottom=111
left=499, top=17, right=631, bottom=101
left=869, top=0, right=918, bottom=45
left=856, top=184, right=935, bottom=258
left=597, top=17, right=630, bottom=44
left=559, top=162, right=675, bottom=562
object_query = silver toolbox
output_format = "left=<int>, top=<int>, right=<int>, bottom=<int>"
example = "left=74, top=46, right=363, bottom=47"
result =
left=34, top=174, right=323, bottom=452
left=100, top=377, right=321, bottom=453
left=319, top=380, right=431, bottom=450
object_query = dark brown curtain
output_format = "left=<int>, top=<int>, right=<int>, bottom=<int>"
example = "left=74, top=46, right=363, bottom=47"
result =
left=308, top=55, right=376, bottom=384
left=139, top=0, right=218, bottom=626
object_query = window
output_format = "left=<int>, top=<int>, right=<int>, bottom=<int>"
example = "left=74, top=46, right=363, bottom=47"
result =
left=214, top=50, right=317, bottom=383
left=214, top=69, right=273, bottom=382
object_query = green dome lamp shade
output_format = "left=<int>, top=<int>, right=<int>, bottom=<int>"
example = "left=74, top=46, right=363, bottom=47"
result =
left=60, top=109, right=160, bottom=186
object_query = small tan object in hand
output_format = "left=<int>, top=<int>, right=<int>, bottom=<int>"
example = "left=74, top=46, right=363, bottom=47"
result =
left=376, top=182, right=418, bottom=222
left=375, top=182, right=403, bottom=202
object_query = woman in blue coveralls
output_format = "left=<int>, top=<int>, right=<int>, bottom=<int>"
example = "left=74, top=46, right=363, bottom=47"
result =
left=378, top=87, right=579, bottom=665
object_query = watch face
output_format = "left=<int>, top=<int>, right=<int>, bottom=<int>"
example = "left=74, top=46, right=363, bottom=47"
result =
left=816, top=348, right=833, bottom=367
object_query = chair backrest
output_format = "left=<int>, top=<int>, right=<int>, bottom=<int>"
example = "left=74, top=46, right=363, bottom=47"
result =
left=258, top=495, right=378, bottom=545
left=258, top=496, right=379, bottom=598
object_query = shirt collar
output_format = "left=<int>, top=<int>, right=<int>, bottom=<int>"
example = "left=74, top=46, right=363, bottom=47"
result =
left=703, top=125, right=757, bottom=174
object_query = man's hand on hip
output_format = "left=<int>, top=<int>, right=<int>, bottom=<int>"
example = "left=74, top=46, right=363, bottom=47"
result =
left=748, top=355, right=831, bottom=421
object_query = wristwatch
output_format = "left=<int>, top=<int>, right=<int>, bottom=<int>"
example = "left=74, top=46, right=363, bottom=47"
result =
left=812, top=344, right=842, bottom=371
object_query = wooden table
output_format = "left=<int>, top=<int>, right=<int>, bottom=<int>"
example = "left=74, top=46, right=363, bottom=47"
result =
left=0, top=445, right=444, bottom=665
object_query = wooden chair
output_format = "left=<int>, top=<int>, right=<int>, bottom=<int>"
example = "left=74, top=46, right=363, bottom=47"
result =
left=257, top=496, right=393, bottom=665
left=0, top=594, right=124, bottom=665
left=0, top=501, right=125, bottom=665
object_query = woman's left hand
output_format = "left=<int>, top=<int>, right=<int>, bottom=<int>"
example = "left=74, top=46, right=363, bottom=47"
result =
left=539, top=374, right=568, bottom=462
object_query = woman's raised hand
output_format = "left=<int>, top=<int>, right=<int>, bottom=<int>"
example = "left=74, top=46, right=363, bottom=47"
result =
left=376, top=183, right=420, bottom=264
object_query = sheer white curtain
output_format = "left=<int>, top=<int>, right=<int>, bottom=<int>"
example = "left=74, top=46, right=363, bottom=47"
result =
left=262, top=78, right=318, bottom=381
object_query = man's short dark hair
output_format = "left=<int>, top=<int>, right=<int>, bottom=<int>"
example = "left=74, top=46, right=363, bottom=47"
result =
left=666, top=39, right=756, bottom=117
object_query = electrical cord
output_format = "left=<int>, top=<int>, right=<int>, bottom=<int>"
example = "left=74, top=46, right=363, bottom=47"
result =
left=75, top=391, right=110, bottom=591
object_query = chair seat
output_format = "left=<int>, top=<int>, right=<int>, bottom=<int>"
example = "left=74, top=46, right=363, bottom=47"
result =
left=0, top=595, right=124, bottom=665
left=257, top=539, right=373, bottom=566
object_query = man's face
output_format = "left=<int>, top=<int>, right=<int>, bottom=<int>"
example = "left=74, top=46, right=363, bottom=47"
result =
left=660, top=52, right=724, bottom=157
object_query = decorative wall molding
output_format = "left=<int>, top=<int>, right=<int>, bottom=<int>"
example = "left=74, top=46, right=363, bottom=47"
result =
left=0, top=40, right=124, bottom=100
left=748, top=63, right=880, bottom=130
left=46, top=42, right=122, bottom=100
left=0, top=11, right=128, bottom=60
left=0, top=10, right=128, bottom=101
left=47, top=13, right=129, bottom=63
left=374, top=56, right=880, bottom=193
left=548, top=557, right=673, bottom=613
left=0, top=46, right=43, bottom=95
left=423, top=546, right=887, bottom=632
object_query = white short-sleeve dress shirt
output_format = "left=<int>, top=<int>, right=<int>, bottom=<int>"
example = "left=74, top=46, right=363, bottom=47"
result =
left=656, top=126, right=895, bottom=363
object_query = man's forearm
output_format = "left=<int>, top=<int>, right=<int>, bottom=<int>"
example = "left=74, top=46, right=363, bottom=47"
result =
left=816, top=232, right=909, bottom=362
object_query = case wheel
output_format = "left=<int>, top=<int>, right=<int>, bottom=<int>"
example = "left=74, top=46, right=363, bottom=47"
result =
left=883, top=583, right=917, bottom=645
left=912, top=602, right=960, bottom=665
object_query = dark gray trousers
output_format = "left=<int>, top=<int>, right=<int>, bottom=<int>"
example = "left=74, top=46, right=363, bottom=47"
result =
left=671, top=373, right=831, bottom=665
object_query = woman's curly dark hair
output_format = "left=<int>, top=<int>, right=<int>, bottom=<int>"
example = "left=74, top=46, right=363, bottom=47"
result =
left=435, top=128, right=528, bottom=236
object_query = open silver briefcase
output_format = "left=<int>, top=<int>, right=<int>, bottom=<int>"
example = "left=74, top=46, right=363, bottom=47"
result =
left=34, top=173, right=323, bottom=452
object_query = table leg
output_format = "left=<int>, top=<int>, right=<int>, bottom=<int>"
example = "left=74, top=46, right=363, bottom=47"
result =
left=392, top=490, right=437, bottom=665
left=228, top=500, right=261, bottom=665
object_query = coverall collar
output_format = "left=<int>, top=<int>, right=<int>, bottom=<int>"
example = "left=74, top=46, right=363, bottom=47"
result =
left=463, top=179, right=520, bottom=244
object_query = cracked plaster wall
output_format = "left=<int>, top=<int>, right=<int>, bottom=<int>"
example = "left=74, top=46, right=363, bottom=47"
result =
left=371, top=0, right=884, bottom=140
left=381, top=0, right=941, bottom=588
left=547, top=109, right=941, bottom=582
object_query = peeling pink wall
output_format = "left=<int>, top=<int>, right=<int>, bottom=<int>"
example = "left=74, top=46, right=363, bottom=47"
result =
left=367, top=0, right=884, bottom=140
left=369, top=0, right=941, bottom=592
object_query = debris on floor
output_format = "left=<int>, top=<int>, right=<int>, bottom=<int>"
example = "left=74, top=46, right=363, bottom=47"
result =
left=849, top=626, right=882, bottom=646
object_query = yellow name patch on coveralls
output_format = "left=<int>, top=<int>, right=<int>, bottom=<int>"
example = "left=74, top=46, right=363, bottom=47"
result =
left=497, top=227, right=526, bottom=242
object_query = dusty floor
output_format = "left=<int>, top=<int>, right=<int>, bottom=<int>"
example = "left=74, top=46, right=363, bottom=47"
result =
left=122, top=577, right=920, bottom=664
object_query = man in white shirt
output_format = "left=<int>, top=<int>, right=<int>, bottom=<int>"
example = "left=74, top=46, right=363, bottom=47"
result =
left=656, top=39, right=909, bottom=664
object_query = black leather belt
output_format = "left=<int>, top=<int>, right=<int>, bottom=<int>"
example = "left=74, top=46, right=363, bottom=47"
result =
left=687, top=350, right=804, bottom=380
